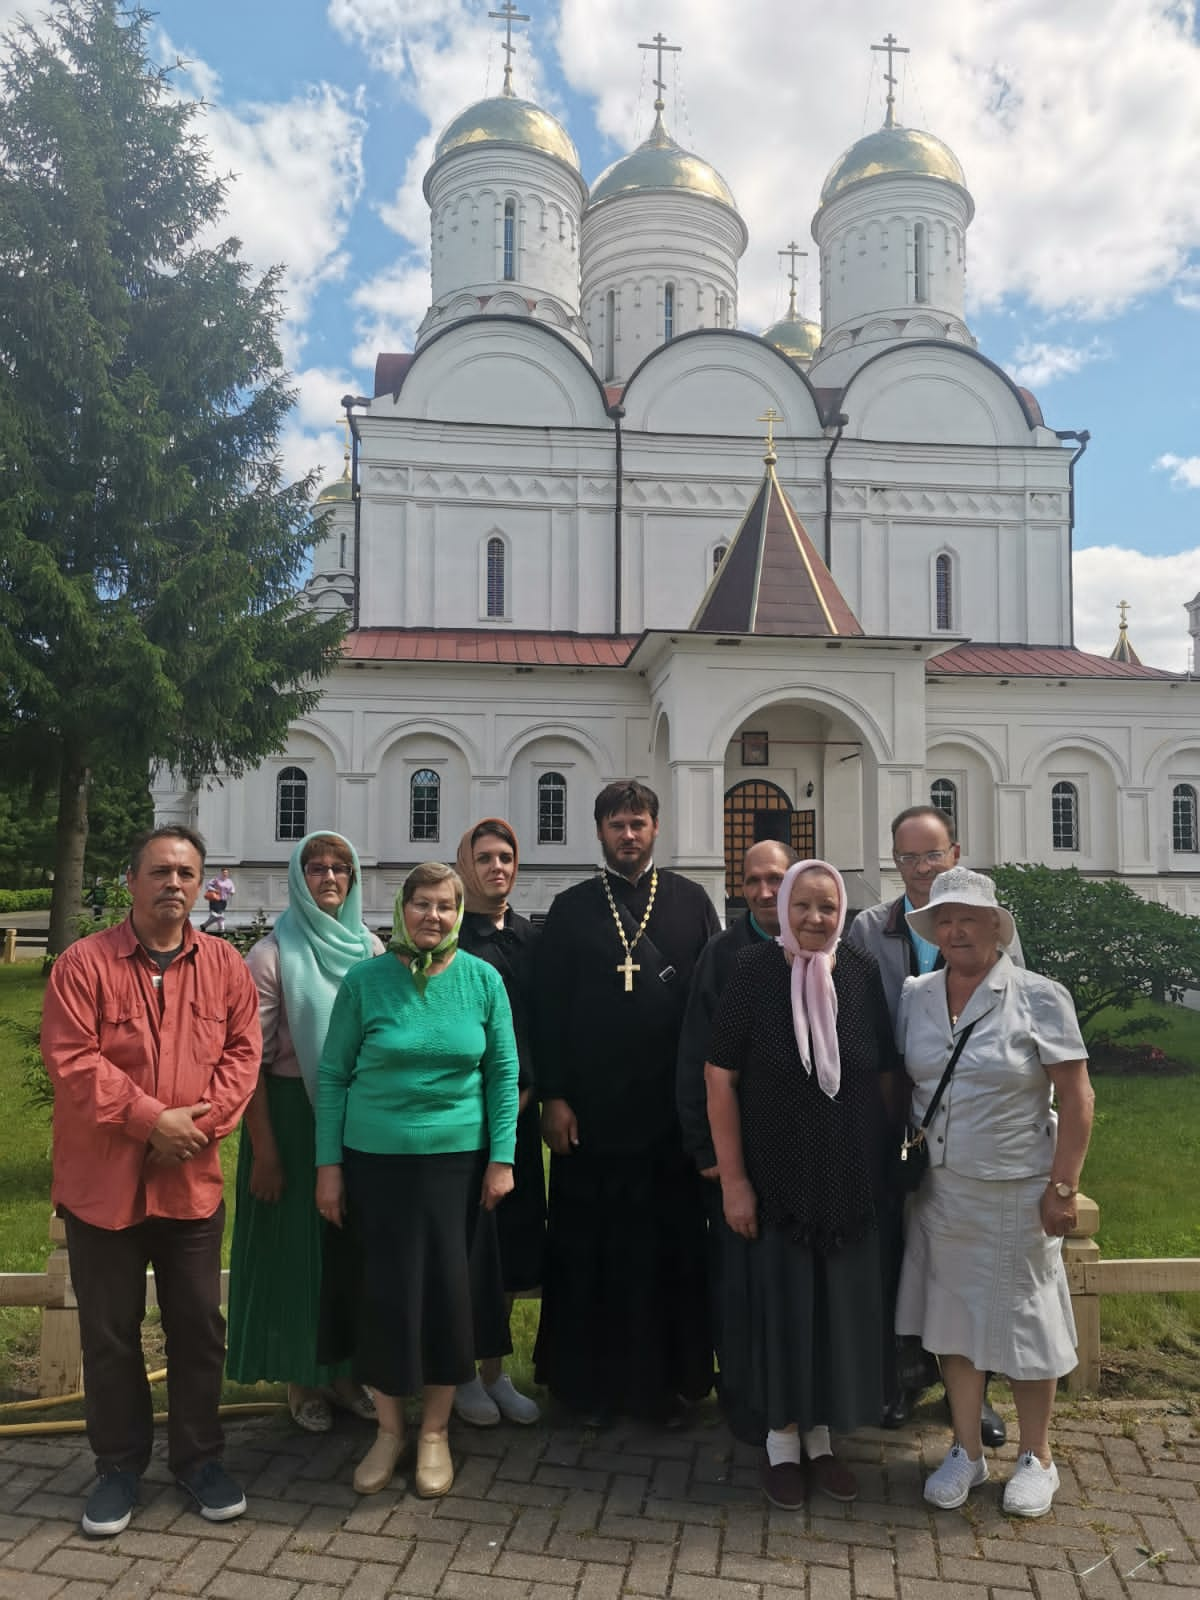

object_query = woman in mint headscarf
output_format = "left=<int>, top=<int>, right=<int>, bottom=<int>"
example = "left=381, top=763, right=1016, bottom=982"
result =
left=315, top=861, right=519, bottom=1503
left=226, top=832, right=382, bottom=1432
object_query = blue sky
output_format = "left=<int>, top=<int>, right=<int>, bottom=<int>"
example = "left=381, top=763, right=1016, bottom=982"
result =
left=7, top=0, right=1199, bottom=666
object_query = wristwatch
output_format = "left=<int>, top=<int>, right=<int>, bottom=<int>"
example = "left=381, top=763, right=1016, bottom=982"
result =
left=1051, top=1181, right=1077, bottom=1199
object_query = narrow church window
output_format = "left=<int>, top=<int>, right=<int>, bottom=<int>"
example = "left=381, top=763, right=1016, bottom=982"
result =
left=712, top=543, right=728, bottom=577
left=503, top=199, right=516, bottom=281
left=1173, top=783, right=1199, bottom=852
left=663, top=281, right=675, bottom=342
left=538, top=771, right=567, bottom=844
left=935, top=552, right=953, bottom=630
left=913, top=221, right=928, bottom=304
left=1051, top=781, right=1079, bottom=851
left=486, top=536, right=506, bottom=618
left=338, top=530, right=347, bottom=568
left=276, top=766, right=307, bottom=842
left=930, top=778, right=958, bottom=837
left=604, top=289, right=615, bottom=382
left=411, top=769, right=441, bottom=842
left=718, top=294, right=728, bottom=329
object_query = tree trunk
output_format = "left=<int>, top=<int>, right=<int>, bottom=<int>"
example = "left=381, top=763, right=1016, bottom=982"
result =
left=48, top=753, right=91, bottom=956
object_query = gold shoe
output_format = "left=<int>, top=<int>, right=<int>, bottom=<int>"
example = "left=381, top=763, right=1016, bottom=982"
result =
left=415, top=1433, right=454, bottom=1499
left=352, top=1428, right=404, bottom=1495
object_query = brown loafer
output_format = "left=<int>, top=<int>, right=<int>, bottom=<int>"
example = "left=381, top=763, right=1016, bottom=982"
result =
left=807, top=1452, right=857, bottom=1503
left=760, top=1458, right=807, bottom=1510
left=415, top=1433, right=454, bottom=1499
left=352, top=1428, right=404, bottom=1495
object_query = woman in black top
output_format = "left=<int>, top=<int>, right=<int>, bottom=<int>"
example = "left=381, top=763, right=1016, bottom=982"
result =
left=452, top=818, right=544, bottom=1427
left=706, top=860, right=896, bottom=1510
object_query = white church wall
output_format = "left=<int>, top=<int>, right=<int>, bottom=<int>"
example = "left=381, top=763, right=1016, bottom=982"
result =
left=840, top=346, right=1037, bottom=449
left=925, top=736, right=1002, bottom=863
left=619, top=334, right=823, bottom=437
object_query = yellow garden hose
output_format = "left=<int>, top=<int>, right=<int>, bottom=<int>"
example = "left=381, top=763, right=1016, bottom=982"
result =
left=0, top=1369, right=286, bottom=1435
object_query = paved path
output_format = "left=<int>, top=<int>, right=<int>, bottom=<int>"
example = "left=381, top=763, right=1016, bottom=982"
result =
left=1, top=1404, right=1198, bottom=1599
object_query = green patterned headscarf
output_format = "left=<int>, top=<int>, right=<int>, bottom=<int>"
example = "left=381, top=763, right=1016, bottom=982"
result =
left=389, top=866, right=464, bottom=990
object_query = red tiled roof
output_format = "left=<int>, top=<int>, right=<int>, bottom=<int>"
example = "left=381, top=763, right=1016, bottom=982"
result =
left=927, top=645, right=1179, bottom=681
left=344, top=630, right=637, bottom=667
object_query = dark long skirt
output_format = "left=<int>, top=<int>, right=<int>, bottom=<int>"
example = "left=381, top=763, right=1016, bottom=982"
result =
left=496, top=1097, right=546, bottom=1292
left=533, top=1140, right=713, bottom=1420
left=720, top=1221, right=884, bottom=1434
left=335, top=1147, right=508, bottom=1395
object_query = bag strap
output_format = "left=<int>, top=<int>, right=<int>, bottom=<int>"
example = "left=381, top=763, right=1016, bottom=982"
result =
left=918, top=1020, right=977, bottom=1132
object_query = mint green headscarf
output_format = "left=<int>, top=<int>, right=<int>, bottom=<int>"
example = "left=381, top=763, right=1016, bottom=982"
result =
left=275, top=831, right=378, bottom=1101
left=388, top=867, right=464, bottom=991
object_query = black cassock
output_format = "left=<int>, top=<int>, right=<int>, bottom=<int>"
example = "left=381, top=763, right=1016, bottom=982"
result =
left=533, top=867, right=721, bottom=1420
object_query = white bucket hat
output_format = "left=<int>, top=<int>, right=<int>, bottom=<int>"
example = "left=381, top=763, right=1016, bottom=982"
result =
left=904, top=865, right=1016, bottom=948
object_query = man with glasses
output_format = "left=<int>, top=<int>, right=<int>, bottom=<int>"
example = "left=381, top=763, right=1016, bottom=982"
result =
left=849, top=805, right=1022, bottom=1440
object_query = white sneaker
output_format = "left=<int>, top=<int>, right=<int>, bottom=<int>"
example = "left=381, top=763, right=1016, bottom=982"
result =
left=485, top=1374, right=540, bottom=1425
left=1003, top=1452, right=1060, bottom=1518
left=453, top=1375, right=500, bottom=1427
left=924, top=1444, right=989, bottom=1509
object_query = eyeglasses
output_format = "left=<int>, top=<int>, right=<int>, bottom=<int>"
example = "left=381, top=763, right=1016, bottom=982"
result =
left=304, top=863, right=352, bottom=880
left=893, top=850, right=948, bottom=868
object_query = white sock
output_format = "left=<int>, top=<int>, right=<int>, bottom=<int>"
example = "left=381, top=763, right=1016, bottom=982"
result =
left=802, top=1425, right=831, bottom=1459
left=766, top=1428, right=802, bottom=1466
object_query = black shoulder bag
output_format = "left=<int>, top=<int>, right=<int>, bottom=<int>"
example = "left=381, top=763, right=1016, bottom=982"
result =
left=894, top=1021, right=976, bottom=1195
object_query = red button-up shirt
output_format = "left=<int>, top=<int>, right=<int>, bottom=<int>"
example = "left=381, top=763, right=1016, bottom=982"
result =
left=41, top=918, right=261, bottom=1229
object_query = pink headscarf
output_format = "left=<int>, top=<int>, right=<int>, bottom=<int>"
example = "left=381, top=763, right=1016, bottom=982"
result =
left=775, top=859, right=847, bottom=1099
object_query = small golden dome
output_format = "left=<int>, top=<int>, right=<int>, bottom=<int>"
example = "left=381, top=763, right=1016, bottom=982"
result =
left=317, top=476, right=351, bottom=504
left=819, top=124, right=968, bottom=208
left=429, top=94, right=580, bottom=180
left=762, top=314, right=821, bottom=362
left=589, top=118, right=738, bottom=211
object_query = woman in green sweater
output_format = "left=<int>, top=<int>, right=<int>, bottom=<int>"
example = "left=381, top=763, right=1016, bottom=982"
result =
left=315, top=862, right=519, bottom=1500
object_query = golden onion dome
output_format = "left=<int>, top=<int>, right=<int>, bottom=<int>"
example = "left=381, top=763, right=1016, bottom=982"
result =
left=761, top=314, right=821, bottom=362
left=317, top=474, right=351, bottom=504
left=428, top=93, right=581, bottom=190
left=819, top=124, right=969, bottom=210
left=588, top=117, right=739, bottom=211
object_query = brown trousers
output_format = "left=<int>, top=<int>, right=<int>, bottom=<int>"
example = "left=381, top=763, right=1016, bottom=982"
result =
left=63, top=1202, right=227, bottom=1478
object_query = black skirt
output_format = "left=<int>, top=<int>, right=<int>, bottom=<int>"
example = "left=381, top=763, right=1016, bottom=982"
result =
left=336, top=1147, right=508, bottom=1394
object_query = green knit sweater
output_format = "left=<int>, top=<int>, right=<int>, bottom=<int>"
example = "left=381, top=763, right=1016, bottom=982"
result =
left=315, top=950, right=518, bottom=1166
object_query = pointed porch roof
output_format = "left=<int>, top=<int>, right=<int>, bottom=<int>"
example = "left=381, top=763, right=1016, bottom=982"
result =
left=690, top=453, right=863, bottom=637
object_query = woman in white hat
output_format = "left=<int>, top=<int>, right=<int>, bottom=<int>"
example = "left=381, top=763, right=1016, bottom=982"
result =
left=895, top=867, right=1094, bottom=1519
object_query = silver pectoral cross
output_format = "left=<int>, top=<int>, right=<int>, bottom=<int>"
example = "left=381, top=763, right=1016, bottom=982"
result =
left=618, top=953, right=640, bottom=992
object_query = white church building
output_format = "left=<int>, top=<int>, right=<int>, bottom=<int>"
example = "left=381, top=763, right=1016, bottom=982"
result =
left=157, top=34, right=1200, bottom=922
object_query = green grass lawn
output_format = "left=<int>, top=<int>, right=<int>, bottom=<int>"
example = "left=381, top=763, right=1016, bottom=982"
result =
left=2, top=963, right=1198, bottom=1400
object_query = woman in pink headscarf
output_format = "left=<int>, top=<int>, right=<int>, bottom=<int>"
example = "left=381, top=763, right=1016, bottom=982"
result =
left=705, top=861, right=898, bottom=1512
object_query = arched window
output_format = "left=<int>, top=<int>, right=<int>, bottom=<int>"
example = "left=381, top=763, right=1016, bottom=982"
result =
left=717, top=293, right=728, bottom=328
left=410, top=769, right=441, bottom=842
left=537, top=771, right=567, bottom=845
left=930, top=778, right=958, bottom=838
left=338, top=529, right=347, bottom=568
left=1173, top=783, right=1199, bottom=852
left=276, top=766, right=307, bottom=842
left=503, top=199, right=516, bottom=281
left=913, top=220, right=927, bottom=304
left=486, top=536, right=506, bottom=619
left=663, top=281, right=675, bottom=342
left=935, top=552, right=953, bottom=630
left=712, top=543, right=729, bottom=577
left=1051, top=781, right=1079, bottom=851
left=604, top=288, right=616, bottom=381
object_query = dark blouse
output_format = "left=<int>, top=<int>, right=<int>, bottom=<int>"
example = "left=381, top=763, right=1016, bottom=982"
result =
left=708, top=940, right=897, bottom=1253
left=459, top=908, right=539, bottom=1090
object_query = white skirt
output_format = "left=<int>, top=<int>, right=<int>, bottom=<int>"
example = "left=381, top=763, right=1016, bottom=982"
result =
left=896, top=1166, right=1078, bottom=1382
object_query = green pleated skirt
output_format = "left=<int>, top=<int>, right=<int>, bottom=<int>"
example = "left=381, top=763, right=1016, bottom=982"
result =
left=226, top=1074, right=351, bottom=1387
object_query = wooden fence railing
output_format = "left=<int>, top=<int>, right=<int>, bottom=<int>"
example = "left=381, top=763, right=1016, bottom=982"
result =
left=2, top=1197, right=1197, bottom=1399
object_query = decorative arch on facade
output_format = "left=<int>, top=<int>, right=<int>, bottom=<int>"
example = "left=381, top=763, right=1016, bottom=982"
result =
left=287, top=716, right=350, bottom=774
left=1139, top=736, right=1200, bottom=793
left=708, top=683, right=891, bottom=767
left=366, top=719, right=482, bottom=776
left=1018, top=735, right=1129, bottom=788
left=497, top=719, right=615, bottom=776
left=621, top=329, right=826, bottom=436
left=842, top=339, right=1042, bottom=439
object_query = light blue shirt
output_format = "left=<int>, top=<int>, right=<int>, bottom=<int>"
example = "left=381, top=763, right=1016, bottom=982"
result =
left=904, top=895, right=940, bottom=975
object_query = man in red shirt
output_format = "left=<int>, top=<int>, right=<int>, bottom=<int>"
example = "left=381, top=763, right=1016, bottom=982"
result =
left=41, top=826, right=260, bottom=1538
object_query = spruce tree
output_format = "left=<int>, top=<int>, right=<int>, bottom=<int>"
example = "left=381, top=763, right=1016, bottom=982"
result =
left=0, top=0, right=345, bottom=952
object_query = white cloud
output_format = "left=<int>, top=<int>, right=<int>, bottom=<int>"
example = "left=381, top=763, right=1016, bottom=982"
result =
left=1174, top=264, right=1200, bottom=312
left=552, top=0, right=1200, bottom=331
left=1156, top=453, right=1200, bottom=490
left=161, top=38, right=367, bottom=367
left=1072, top=546, right=1200, bottom=672
left=277, top=365, right=362, bottom=495
left=349, top=262, right=431, bottom=368
left=1006, top=338, right=1110, bottom=389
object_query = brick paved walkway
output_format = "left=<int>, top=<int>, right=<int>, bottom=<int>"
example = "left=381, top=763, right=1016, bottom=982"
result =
left=2, top=1403, right=1198, bottom=1599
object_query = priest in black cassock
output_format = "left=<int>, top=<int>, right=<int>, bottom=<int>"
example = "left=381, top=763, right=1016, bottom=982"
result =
left=532, top=780, right=721, bottom=1425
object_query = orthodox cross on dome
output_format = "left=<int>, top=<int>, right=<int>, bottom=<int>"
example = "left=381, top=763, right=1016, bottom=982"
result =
left=758, top=407, right=781, bottom=466
left=1118, top=598, right=1131, bottom=629
left=337, top=416, right=351, bottom=480
left=871, top=31, right=909, bottom=129
left=1110, top=599, right=1143, bottom=665
left=778, top=240, right=808, bottom=318
left=638, top=30, right=681, bottom=131
left=489, top=1, right=530, bottom=96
